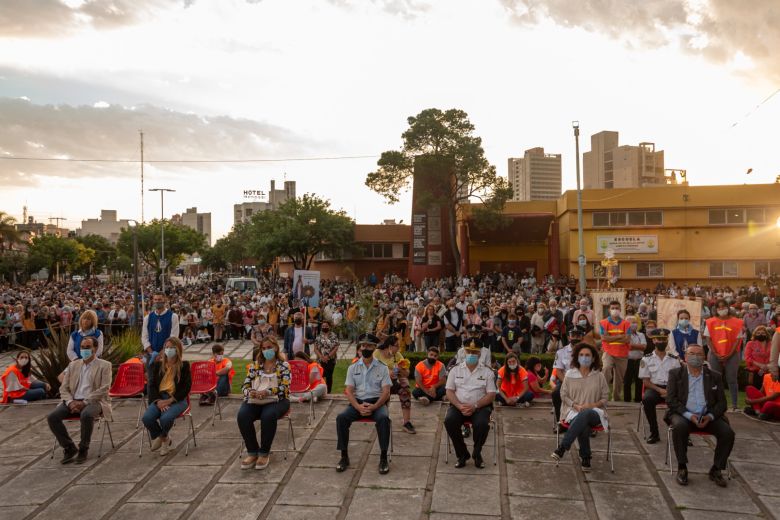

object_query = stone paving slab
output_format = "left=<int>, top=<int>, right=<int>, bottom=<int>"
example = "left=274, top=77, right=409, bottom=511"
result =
left=275, top=466, right=357, bottom=507
left=589, top=482, right=676, bottom=520
left=189, top=483, right=277, bottom=520
left=345, top=487, right=424, bottom=520
left=506, top=460, right=583, bottom=499
left=127, top=465, right=221, bottom=503
left=509, top=496, right=588, bottom=518
left=32, top=483, right=134, bottom=520
left=430, top=472, right=501, bottom=516
left=111, top=502, right=190, bottom=520
left=265, top=505, right=341, bottom=520
left=657, top=469, right=762, bottom=516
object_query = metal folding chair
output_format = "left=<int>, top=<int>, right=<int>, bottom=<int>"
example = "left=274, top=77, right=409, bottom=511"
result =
left=444, top=414, right=497, bottom=465
left=555, top=417, right=614, bottom=473
left=237, top=407, right=296, bottom=460
left=664, top=425, right=732, bottom=478
left=139, top=396, right=196, bottom=457
left=51, top=412, right=114, bottom=459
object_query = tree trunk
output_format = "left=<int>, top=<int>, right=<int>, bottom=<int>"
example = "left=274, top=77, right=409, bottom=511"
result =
left=447, top=203, right=461, bottom=277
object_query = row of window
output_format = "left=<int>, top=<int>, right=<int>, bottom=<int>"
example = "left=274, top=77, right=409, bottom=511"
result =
left=708, top=208, right=766, bottom=225
left=593, top=208, right=769, bottom=227
left=592, top=261, right=780, bottom=278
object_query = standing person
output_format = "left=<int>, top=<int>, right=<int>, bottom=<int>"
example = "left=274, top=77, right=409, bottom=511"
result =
left=283, top=312, right=314, bottom=360
left=551, top=343, right=609, bottom=472
left=141, top=292, right=179, bottom=371
left=1, top=351, right=50, bottom=403
left=639, top=329, right=682, bottom=444
left=313, top=320, right=340, bottom=393
left=665, top=344, right=734, bottom=487
left=442, top=299, right=464, bottom=353
left=443, top=341, right=497, bottom=469
left=227, top=305, right=243, bottom=340
left=66, top=310, right=104, bottom=361
left=0, top=306, right=10, bottom=352
left=420, top=304, right=443, bottom=349
left=598, top=301, right=631, bottom=401
left=624, top=316, right=647, bottom=403
left=47, top=337, right=112, bottom=464
left=703, top=299, right=744, bottom=411
left=412, top=346, right=447, bottom=405
left=211, top=299, right=226, bottom=341
left=237, top=337, right=291, bottom=470
left=668, top=310, right=699, bottom=358
left=530, top=303, right=547, bottom=354
left=142, top=338, right=191, bottom=456
left=335, top=333, right=392, bottom=475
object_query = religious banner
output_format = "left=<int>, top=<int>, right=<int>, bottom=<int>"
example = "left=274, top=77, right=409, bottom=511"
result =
left=292, top=270, right=320, bottom=308
left=656, top=296, right=703, bottom=331
left=591, top=290, right=627, bottom=320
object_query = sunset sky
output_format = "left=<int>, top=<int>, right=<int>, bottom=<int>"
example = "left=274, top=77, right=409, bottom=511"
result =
left=1, top=0, right=778, bottom=240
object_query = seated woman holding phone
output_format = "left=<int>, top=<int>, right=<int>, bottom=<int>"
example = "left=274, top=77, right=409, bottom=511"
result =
left=237, top=336, right=291, bottom=470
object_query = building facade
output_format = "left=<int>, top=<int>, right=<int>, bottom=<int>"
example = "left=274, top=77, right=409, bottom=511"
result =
left=77, top=210, right=131, bottom=244
left=234, top=179, right=296, bottom=226
left=584, top=131, right=667, bottom=189
left=176, top=207, right=212, bottom=246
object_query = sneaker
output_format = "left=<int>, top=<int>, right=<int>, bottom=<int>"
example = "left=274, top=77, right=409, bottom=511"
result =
left=241, top=455, right=258, bottom=469
left=758, top=413, right=771, bottom=421
left=313, top=396, right=319, bottom=403
left=522, top=401, right=531, bottom=408
left=580, top=457, right=591, bottom=472
left=419, top=396, right=431, bottom=406
left=74, top=449, right=88, bottom=465
left=743, top=406, right=757, bottom=417
left=159, top=437, right=172, bottom=456
left=150, top=437, right=163, bottom=452
left=402, top=422, right=416, bottom=434
left=255, top=455, right=270, bottom=470
left=454, top=453, right=471, bottom=468
left=551, top=447, right=566, bottom=462
left=474, top=454, right=485, bottom=469
left=60, top=446, right=78, bottom=465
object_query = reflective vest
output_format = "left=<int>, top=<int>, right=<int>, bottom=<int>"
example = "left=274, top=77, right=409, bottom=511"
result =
left=705, top=316, right=743, bottom=357
left=415, top=360, right=444, bottom=389
left=762, top=374, right=780, bottom=403
left=1, top=364, right=31, bottom=403
left=211, top=357, right=235, bottom=382
left=498, top=365, right=528, bottom=398
left=600, top=318, right=631, bottom=358
left=308, top=362, right=325, bottom=390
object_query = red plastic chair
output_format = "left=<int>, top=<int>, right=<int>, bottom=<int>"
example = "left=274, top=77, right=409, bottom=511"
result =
left=444, top=416, right=497, bottom=466
left=109, top=361, right=147, bottom=428
left=637, top=383, right=667, bottom=439
left=556, top=418, right=614, bottom=472
left=139, top=396, right=197, bottom=457
left=190, top=360, right=222, bottom=426
left=288, top=359, right=315, bottom=425
left=51, top=412, right=114, bottom=459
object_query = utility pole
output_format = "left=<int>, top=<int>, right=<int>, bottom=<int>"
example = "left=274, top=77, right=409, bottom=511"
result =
left=140, top=131, right=145, bottom=223
left=48, top=217, right=67, bottom=281
left=148, top=188, right=175, bottom=293
left=573, top=121, right=586, bottom=296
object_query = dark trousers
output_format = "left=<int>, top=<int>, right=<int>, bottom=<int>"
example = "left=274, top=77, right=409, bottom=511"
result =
left=559, top=408, right=601, bottom=458
left=642, top=387, right=665, bottom=437
left=336, top=399, right=390, bottom=453
left=48, top=402, right=101, bottom=451
left=236, top=399, right=290, bottom=456
left=444, top=335, right=462, bottom=353
left=444, top=405, right=492, bottom=460
left=552, top=384, right=562, bottom=422
left=412, top=386, right=446, bottom=402
left=322, top=358, right=336, bottom=393
left=216, top=375, right=230, bottom=397
left=669, top=414, right=734, bottom=470
left=623, top=358, right=642, bottom=403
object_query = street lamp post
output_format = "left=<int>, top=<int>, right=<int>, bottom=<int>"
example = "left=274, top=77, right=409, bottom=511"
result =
left=148, top=188, right=175, bottom=293
left=127, top=219, right=141, bottom=331
left=573, top=121, right=586, bottom=295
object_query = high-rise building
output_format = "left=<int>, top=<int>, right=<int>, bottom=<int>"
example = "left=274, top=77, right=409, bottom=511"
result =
left=77, top=210, right=131, bottom=244
left=234, top=179, right=296, bottom=226
left=507, top=147, right=562, bottom=201
left=583, top=131, right=667, bottom=189
left=176, top=207, right=212, bottom=246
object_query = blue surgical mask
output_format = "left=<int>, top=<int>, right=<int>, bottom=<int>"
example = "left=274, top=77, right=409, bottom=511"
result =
left=164, top=347, right=177, bottom=359
left=578, top=355, right=592, bottom=367
left=677, top=319, right=689, bottom=329
left=80, top=348, right=93, bottom=359
left=263, top=349, right=276, bottom=361
left=466, top=354, right=479, bottom=365
left=508, top=320, right=517, bottom=326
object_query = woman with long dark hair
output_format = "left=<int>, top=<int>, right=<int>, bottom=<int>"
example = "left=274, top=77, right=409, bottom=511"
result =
left=1, top=351, right=50, bottom=403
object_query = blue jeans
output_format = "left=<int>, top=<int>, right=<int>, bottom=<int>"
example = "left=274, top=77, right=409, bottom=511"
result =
left=560, top=408, right=602, bottom=458
left=142, top=393, right=189, bottom=439
left=216, top=375, right=230, bottom=397
left=22, top=380, right=47, bottom=401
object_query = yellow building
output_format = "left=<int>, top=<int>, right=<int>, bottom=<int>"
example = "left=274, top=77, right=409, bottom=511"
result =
left=460, top=183, right=780, bottom=288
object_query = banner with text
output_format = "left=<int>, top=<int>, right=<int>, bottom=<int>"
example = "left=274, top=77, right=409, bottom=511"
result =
left=656, top=296, right=703, bottom=332
left=591, top=290, right=627, bottom=321
left=597, top=235, right=658, bottom=254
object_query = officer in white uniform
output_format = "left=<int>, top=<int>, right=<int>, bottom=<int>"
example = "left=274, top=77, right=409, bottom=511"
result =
left=639, top=328, right=683, bottom=444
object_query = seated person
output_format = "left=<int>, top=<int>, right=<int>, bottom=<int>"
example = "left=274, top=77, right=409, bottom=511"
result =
left=745, top=372, right=780, bottom=421
left=196, top=327, right=211, bottom=343
left=444, top=341, right=496, bottom=468
left=47, top=336, right=112, bottom=464
left=525, top=356, right=553, bottom=402
left=449, top=324, right=493, bottom=369
left=142, top=338, right=192, bottom=456
left=744, top=326, right=771, bottom=389
left=551, top=343, right=609, bottom=472
left=336, top=333, right=392, bottom=475
left=237, top=337, right=291, bottom=470
left=496, top=353, right=531, bottom=406
left=412, top=346, right=447, bottom=405
left=292, top=351, right=327, bottom=402
left=2, top=351, right=51, bottom=403
left=639, top=329, right=682, bottom=444
left=665, top=344, right=734, bottom=488
left=375, top=335, right=415, bottom=434
left=200, top=344, right=235, bottom=405
left=551, top=326, right=583, bottom=424
left=182, top=328, right=195, bottom=346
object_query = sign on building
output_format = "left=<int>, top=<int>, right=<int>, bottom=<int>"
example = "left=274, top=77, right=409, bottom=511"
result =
left=597, top=235, right=658, bottom=254
left=243, top=190, right=267, bottom=201
left=412, top=212, right=427, bottom=265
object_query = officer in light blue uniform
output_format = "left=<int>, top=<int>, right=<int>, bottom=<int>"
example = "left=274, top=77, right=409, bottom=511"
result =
left=336, top=333, right=392, bottom=475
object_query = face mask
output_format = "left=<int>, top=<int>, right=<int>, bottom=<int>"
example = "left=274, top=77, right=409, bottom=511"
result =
left=687, top=355, right=704, bottom=368
left=677, top=319, right=689, bottom=328
left=426, top=357, right=436, bottom=365
left=258, top=320, right=266, bottom=326
left=755, top=335, right=767, bottom=341
left=717, top=309, right=728, bottom=317
left=580, top=305, right=588, bottom=310
left=654, top=341, right=666, bottom=351
left=466, top=354, right=479, bottom=365
left=155, top=302, right=165, bottom=310
left=537, top=309, right=544, bottom=315
left=164, top=347, right=177, bottom=359
left=322, top=328, right=330, bottom=333
left=610, top=309, right=620, bottom=318
left=507, top=363, right=518, bottom=370
left=17, top=358, right=29, bottom=366
left=215, top=355, right=223, bottom=362
left=361, top=348, right=374, bottom=358
left=578, top=320, right=587, bottom=327
left=578, top=355, right=592, bottom=367
left=294, top=318, right=303, bottom=325
left=262, top=349, right=276, bottom=361
left=508, top=320, right=517, bottom=326
left=81, top=348, right=93, bottom=359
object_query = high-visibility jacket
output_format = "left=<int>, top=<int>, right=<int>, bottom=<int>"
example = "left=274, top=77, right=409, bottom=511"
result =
left=705, top=316, right=744, bottom=357
left=498, top=366, right=528, bottom=398
left=1, top=364, right=31, bottom=403
left=211, top=357, right=235, bottom=382
left=308, top=362, right=325, bottom=390
left=600, top=318, right=631, bottom=358
left=415, top=359, right=444, bottom=389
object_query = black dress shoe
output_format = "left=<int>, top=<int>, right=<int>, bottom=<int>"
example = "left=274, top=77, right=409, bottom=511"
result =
left=60, top=447, right=78, bottom=465
left=709, top=468, right=727, bottom=487
left=676, top=468, right=689, bottom=486
left=74, top=449, right=88, bottom=465
left=378, top=457, right=390, bottom=475
left=454, top=453, right=471, bottom=468
left=474, top=454, right=485, bottom=469
left=580, top=457, right=592, bottom=472
left=336, top=456, right=350, bottom=472
left=646, top=434, right=660, bottom=444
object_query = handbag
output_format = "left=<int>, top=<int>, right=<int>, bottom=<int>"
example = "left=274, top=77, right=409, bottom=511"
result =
left=248, top=370, right=279, bottom=405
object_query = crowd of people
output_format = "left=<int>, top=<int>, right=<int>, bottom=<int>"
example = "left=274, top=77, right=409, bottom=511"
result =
left=1, top=272, right=780, bottom=485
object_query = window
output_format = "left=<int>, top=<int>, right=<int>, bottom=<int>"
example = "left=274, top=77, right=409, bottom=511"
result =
left=610, top=212, right=626, bottom=226
left=593, top=211, right=663, bottom=227
left=402, top=243, right=410, bottom=258
left=636, top=262, right=664, bottom=278
left=645, top=211, right=663, bottom=225
left=593, top=213, right=610, bottom=227
left=747, top=208, right=766, bottom=224
left=755, top=261, right=780, bottom=277
left=592, top=263, right=621, bottom=278
left=362, top=243, right=393, bottom=258
left=708, top=209, right=726, bottom=224
left=710, top=207, right=767, bottom=225
left=709, top=261, right=738, bottom=278
left=726, top=209, right=744, bottom=224
left=628, top=212, right=645, bottom=226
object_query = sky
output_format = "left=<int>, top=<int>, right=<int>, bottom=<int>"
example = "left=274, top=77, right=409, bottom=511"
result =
left=1, top=0, right=779, bottom=241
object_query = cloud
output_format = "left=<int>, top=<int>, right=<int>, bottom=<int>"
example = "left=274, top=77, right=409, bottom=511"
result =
left=0, top=97, right=314, bottom=186
left=326, top=0, right=431, bottom=19
left=500, top=0, right=780, bottom=81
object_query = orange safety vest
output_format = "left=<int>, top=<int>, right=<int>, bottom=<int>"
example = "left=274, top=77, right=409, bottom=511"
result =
left=762, top=374, right=780, bottom=403
left=415, top=360, right=443, bottom=389
left=705, top=316, right=743, bottom=357
left=498, top=366, right=528, bottom=398
left=308, top=362, right=325, bottom=390
left=211, top=357, right=236, bottom=382
left=1, top=364, right=31, bottom=403
left=600, top=318, right=631, bottom=358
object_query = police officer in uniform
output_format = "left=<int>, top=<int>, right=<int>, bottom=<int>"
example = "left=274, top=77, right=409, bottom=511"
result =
left=449, top=324, right=492, bottom=369
left=639, top=328, right=683, bottom=444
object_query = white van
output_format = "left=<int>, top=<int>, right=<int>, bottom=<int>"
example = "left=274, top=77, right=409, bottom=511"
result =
left=226, top=277, right=259, bottom=293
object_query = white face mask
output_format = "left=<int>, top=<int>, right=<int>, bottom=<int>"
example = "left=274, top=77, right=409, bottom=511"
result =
left=17, top=357, right=29, bottom=367
left=610, top=309, right=620, bottom=318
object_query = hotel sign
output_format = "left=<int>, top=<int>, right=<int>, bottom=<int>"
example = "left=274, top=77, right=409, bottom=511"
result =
left=597, top=235, right=658, bottom=254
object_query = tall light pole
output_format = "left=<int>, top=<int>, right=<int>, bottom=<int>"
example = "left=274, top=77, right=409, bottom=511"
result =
left=573, top=121, right=586, bottom=295
left=148, top=188, right=175, bottom=293
left=127, top=219, right=141, bottom=331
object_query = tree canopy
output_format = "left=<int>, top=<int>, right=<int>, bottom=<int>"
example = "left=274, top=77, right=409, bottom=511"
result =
left=365, top=108, right=512, bottom=275
left=117, top=220, right=206, bottom=279
left=27, top=235, right=95, bottom=281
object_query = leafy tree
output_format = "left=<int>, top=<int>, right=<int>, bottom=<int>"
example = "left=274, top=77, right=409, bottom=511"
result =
left=247, top=194, right=355, bottom=270
left=27, top=235, right=92, bottom=281
left=0, top=211, right=21, bottom=252
left=75, top=234, right=117, bottom=276
left=117, top=220, right=206, bottom=281
left=365, top=108, right=512, bottom=275
left=201, top=222, right=253, bottom=271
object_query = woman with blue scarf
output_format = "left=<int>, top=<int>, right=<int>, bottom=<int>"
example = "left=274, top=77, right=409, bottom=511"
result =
left=66, top=309, right=104, bottom=360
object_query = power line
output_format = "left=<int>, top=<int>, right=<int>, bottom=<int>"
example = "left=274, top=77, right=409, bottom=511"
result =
left=0, top=154, right=378, bottom=164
